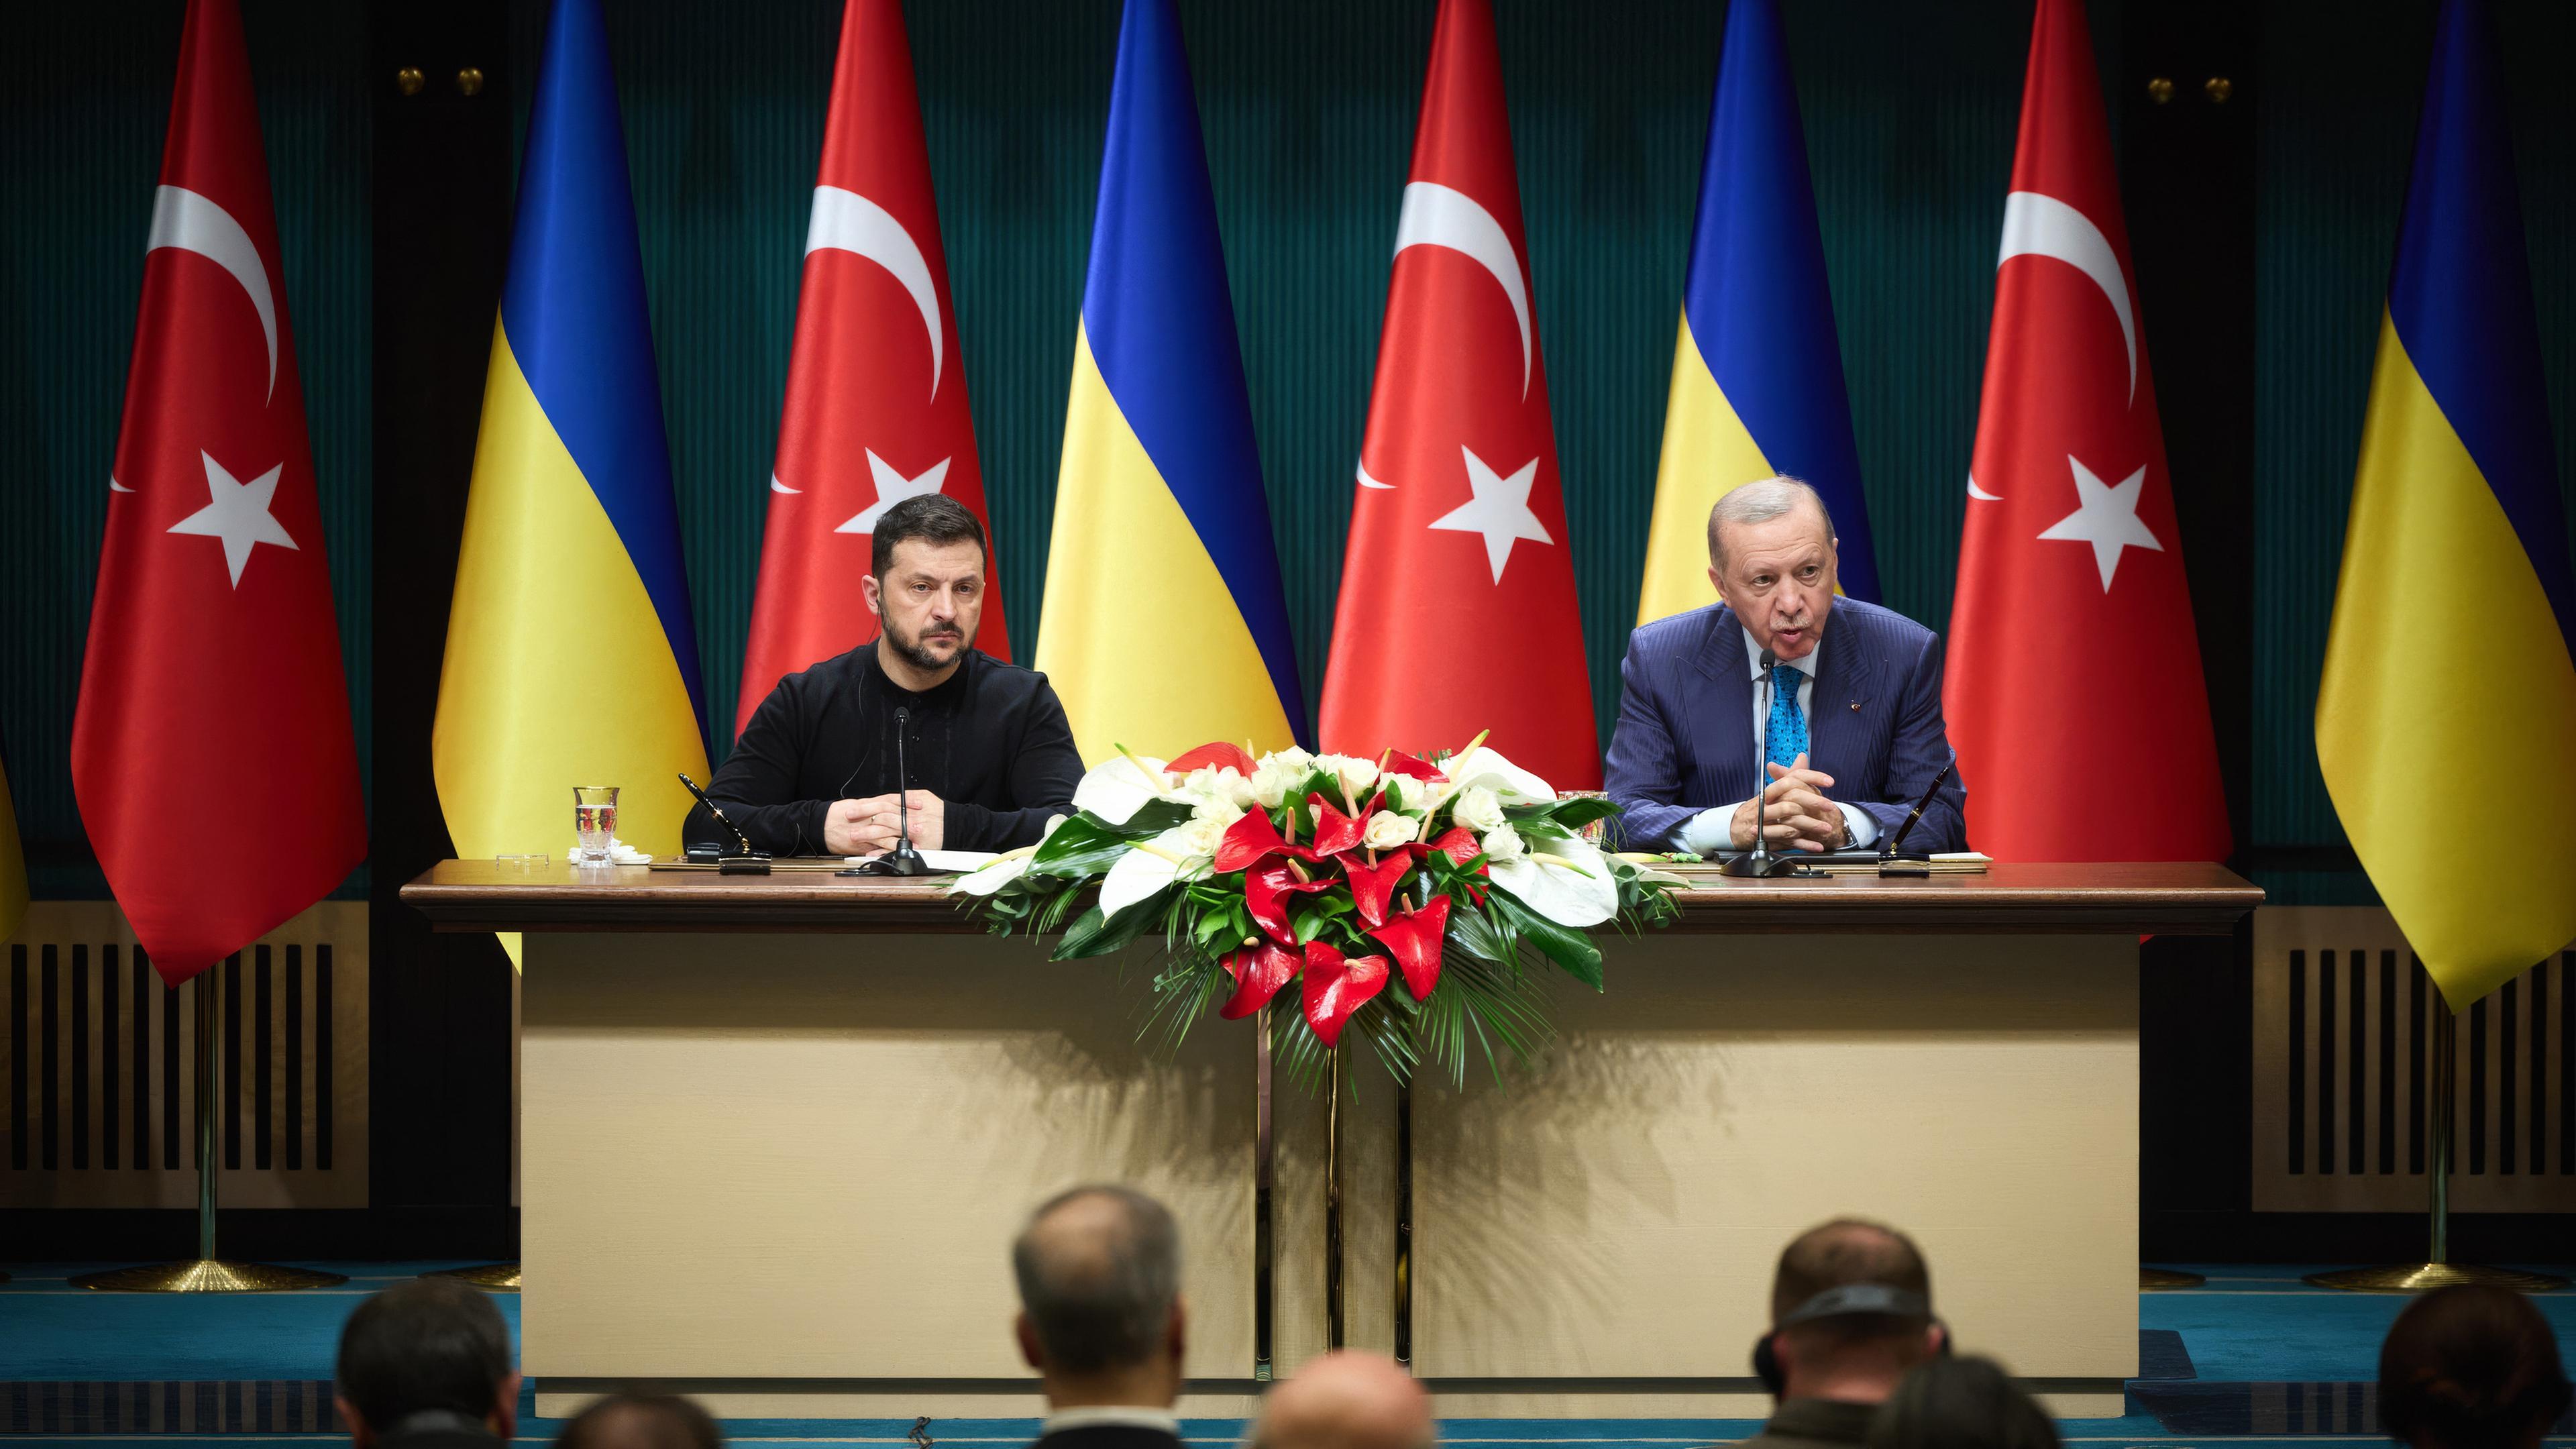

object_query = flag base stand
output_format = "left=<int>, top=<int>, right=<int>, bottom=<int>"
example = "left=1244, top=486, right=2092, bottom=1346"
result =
left=72, top=1259, right=347, bottom=1293
left=2304, top=996, right=2566, bottom=1295
left=68, top=983, right=347, bottom=1295
left=2306, top=1262, right=2565, bottom=1293
left=424, top=1264, right=523, bottom=1291
left=2139, top=1268, right=2205, bottom=1289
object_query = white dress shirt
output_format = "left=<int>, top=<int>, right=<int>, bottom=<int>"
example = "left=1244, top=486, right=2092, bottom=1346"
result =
left=1672, top=627, right=1880, bottom=854
left=1039, top=1407, right=1183, bottom=1439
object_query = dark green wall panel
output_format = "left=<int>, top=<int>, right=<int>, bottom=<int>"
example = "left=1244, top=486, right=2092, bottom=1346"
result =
left=3, top=1, right=370, bottom=896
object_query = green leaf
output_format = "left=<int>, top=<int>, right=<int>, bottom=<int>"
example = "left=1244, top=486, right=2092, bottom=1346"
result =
left=1052, top=890, right=1171, bottom=960
left=1444, top=899, right=1509, bottom=961
left=1122, top=798, right=1197, bottom=835
left=1491, top=892, right=1605, bottom=991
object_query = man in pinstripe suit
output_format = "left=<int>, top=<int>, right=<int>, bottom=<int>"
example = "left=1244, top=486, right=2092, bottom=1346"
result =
left=1605, top=478, right=1968, bottom=855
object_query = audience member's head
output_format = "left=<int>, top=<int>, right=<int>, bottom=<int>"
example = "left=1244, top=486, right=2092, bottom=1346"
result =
left=1252, top=1351, right=1436, bottom=1449
left=552, top=1396, right=724, bottom=1449
left=334, top=1279, right=519, bottom=1448
left=1866, top=1356, right=2059, bottom=1449
left=2378, top=1285, right=2571, bottom=1449
left=1760, top=1218, right=1945, bottom=1405
left=1012, top=1185, right=1188, bottom=1409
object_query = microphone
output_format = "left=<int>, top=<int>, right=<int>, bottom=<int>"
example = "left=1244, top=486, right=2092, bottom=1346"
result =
left=883, top=705, right=929, bottom=877
left=1722, top=645, right=1801, bottom=878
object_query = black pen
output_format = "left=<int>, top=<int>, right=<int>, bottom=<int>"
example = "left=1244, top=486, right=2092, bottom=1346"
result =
left=1882, top=758, right=1955, bottom=859
left=677, top=771, right=756, bottom=857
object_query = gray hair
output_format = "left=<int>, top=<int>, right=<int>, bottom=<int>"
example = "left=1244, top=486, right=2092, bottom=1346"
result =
left=1707, top=476, right=1836, bottom=573
left=1011, top=1185, right=1181, bottom=1375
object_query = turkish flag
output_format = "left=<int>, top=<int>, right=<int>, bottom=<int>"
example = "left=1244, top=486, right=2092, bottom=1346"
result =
left=71, top=0, right=365, bottom=985
left=1943, top=0, right=2228, bottom=862
left=1318, top=0, right=1599, bottom=786
left=737, top=0, right=1002, bottom=739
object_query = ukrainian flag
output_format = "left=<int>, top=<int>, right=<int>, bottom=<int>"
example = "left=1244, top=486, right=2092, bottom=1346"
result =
left=1033, top=0, right=1307, bottom=762
left=2317, top=0, right=2576, bottom=1009
left=433, top=0, right=708, bottom=878
left=0, top=740, right=27, bottom=945
left=1636, top=0, right=1878, bottom=624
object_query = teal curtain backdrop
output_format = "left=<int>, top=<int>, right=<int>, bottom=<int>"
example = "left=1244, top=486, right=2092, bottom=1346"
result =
left=1, top=0, right=2567, bottom=906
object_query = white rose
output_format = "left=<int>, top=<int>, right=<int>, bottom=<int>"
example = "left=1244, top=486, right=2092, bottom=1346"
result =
left=1175, top=814, right=1227, bottom=860
left=1250, top=759, right=1299, bottom=809
left=1192, top=794, right=1246, bottom=829
left=1265, top=746, right=1315, bottom=775
left=1362, top=810, right=1420, bottom=850
left=1411, top=778, right=1456, bottom=815
left=1328, top=753, right=1379, bottom=799
left=1179, top=764, right=1253, bottom=809
left=1479, top=821, right=1526, bottom=863
left=1451, top=784, right=1505, bottom=833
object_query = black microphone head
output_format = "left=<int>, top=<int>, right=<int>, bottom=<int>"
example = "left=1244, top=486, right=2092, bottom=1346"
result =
left=1758, top=647, right=1779, bottom=671
left=896, top=705, right=910, bottom=725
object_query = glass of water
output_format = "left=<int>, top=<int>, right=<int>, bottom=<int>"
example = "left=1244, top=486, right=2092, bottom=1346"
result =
left=574, top=786, right=620, bottom=866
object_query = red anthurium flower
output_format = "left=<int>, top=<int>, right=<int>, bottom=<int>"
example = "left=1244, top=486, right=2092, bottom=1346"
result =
left=1305, top=792, right=1365, bottom=857
left=1216, top=808, right=1315, bottom=874
left=1218, top=941, right=1301, bottom=1019
left=1170, top=741, right=1257, bottom=775
left=1244, top=861, right=1330, bottom=945
left=1427, top=826, right=1486, bottom=870
left=1366, top=894, right=1452, bottom=1000
left=1344, top=844, right=1426, bottom=927
left=1379, top=749, right=1445, bottom=781
left=1301, top=941, right=1390, bottom=1047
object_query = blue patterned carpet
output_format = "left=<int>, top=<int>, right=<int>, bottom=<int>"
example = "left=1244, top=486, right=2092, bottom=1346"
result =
left=5, top=1263, right=2573, bottom=1449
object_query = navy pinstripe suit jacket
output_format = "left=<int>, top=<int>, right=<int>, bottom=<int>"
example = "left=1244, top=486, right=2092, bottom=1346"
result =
left=1602, top=598, right=1968, bottom=853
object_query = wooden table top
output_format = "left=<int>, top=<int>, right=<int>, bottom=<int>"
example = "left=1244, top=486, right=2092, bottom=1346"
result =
left=400, top=857, right=2260, bottom=936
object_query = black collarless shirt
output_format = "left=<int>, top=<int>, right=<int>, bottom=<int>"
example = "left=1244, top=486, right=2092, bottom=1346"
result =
left=686, top=645, right=1082, bottom=856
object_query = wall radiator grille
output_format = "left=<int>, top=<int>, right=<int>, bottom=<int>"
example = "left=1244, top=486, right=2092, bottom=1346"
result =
left=0, top=902, right=367, bottom=1209
left=2255, top=907, right=2573, bottom=1212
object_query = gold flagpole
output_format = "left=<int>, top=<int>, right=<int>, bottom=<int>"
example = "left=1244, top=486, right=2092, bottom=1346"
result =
left=73, top=974, right=344, bottom=1292
left=2308, top=994, right=2563, bottom=1292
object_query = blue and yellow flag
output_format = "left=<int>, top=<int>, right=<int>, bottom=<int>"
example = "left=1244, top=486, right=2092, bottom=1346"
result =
left=2318, top=0, right=2576, bottom=1009
left=1636, top=0, right=1878, bottom=623
left=1032, top=0, right=1307, bottom=762
left=433, top=0, right=708, bottom=877
left=0, top=739, right=27, bottom=945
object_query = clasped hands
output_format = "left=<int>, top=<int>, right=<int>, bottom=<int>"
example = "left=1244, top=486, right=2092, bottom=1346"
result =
left=1728, top=753, right=1849, bottom=853
left=826, top=790, right=945, bottom=855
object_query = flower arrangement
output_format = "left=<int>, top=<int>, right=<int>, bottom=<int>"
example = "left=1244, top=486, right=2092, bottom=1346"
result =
left=951, top=735, right=1683, bottom=1088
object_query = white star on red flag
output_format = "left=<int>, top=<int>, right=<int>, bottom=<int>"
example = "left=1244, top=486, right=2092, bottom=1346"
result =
left=1428, top=444, right=1552, bottom=584
left=166, top=449, right=299, bottom=588
left=835, top=449, right=951, bottom=535
left=2036, top=453, right=2162, bottom=590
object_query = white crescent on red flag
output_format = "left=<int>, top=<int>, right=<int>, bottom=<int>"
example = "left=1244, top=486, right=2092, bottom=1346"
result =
left=1318, top=0, right=1599, bottom=784
left=1943, top=0, right=2229, bottom=862
left=737, top=0, right=1004, bottom=739
left=72, top=0, right=365, bottom=984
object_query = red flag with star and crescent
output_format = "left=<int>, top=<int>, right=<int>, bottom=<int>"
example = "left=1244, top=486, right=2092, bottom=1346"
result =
left=71, top=0, right=365, bottom=986
left=1943, top=0, right=2227, bottom=862
left=1318, top=0, right=1599, bottom=785
left=736, top=0, right=1004, bottom=739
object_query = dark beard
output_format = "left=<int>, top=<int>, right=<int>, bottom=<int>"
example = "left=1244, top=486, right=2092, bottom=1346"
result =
left=886, top=618, right=970, bottom=674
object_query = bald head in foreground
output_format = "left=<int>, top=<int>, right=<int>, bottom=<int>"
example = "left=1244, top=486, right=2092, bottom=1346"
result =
left=1254, top=1352, right=1436, bottom=1449
left=1012, top=1186, right=1190, bottom=1449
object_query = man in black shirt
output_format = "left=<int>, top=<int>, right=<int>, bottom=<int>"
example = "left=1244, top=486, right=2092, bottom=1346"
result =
left=688, top=495, right=1081, bottom=857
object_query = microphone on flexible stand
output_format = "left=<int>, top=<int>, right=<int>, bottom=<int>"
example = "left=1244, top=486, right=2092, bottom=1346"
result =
left=883, top=705, right=929, bottom=877
left=1722, top=645, right=1803, bottom=879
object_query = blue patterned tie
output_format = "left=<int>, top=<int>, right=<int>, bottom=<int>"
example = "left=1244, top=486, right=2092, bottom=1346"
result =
left=1766, top=664, right=1808, bottom=771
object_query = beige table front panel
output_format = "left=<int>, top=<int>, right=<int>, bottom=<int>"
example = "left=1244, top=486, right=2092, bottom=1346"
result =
left=521, top=929, right=2135, bottom=1404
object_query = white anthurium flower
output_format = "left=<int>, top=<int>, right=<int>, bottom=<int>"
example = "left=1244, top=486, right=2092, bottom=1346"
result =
left=950, top=853, right=1030, bottom=898
left=1072, top=754, right=1170, bottom=824
left=1442, top=745, right=1555, bottom=804
left=1488, top=832, right=1618, bottom=927
left=1097, top=826, right=1202, bottom=919
left=1362, top=808, right=1420, bottom=850
left=1450, top=784, right=1506, bottom=833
